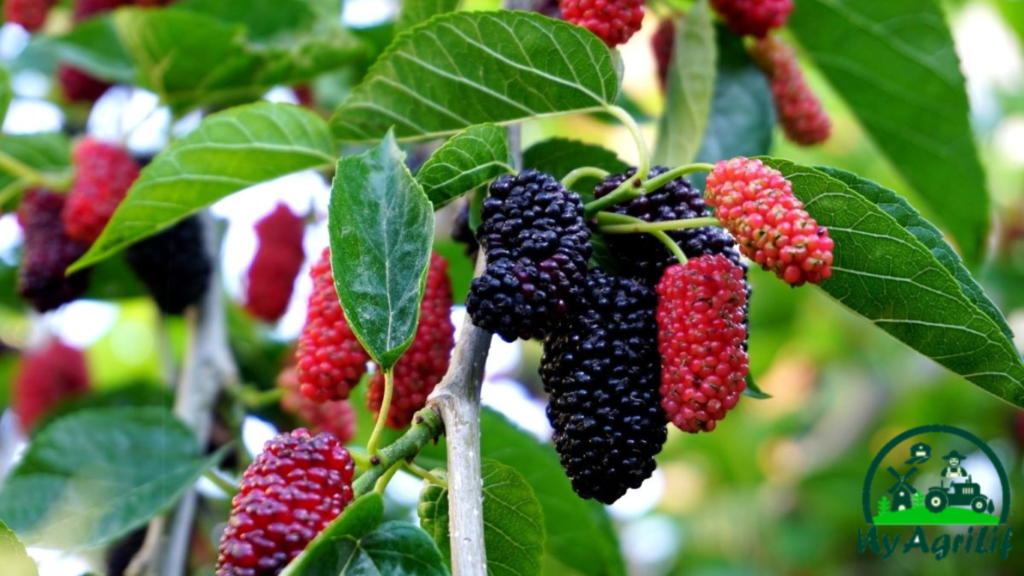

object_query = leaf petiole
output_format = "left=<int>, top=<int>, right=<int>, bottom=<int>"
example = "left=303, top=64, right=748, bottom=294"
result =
left=367, top=370, right=394, bottom=456
left=584, top=161, right=714, bottom=217
left=597, top=215, right=721, bottom=234
left=404, top=461, right=449, bottom=490
left=561, top=166, right=610, bottom=189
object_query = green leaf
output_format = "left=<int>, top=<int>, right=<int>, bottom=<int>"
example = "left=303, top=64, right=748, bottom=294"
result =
left=46, top=16, right=136, bottom=85
left=283, top=493, right=450, bottom=576
left=70, top=103, right=334, bottom=271
left=331, top=11, right=620, bottom=142
left=742, top=374, right=771, bottom=399
left=816, top=166, right=1015, bottom=342
left=328, top=132, right=435, bottom=370
left=0, top=521, right=37, bottom=576
left=521, top=138, right=628, bottom=198
left=175, top=0, right=317, bottom=44
left=416, top=124, right=511, bottom=208
left=789, top=0, right=989, bottom=265
left=0, top=133, right=72, bottom=212
left=112, top=7, right=366, bottom=114
left=418, top=460, right=545, bottom=576
left=692, top=25, right=772, bottom=186
left=0, top=407, right=223, bottom=549
left=763, top=158, right=1024, bottom=407
left=0, top=67, right=11, bottom=128
left=397, top=0, right=461, bottom=33
left=654, top=0, right=716, bottom=167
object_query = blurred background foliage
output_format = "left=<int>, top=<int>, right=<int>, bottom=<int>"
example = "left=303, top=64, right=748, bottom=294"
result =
left=0, top=0, right=1023, bottom=575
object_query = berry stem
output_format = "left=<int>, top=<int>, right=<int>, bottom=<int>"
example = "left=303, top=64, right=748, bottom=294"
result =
left=232, top=385, right=285, bottom=408
left=597, top=216, right=722, bottom=233
left=374, top=461, right=403, bottom=495
left=653, top=230, right=689, bottom=265
left=203, top=470, right=239, bottom=497
left=561, top=166, right=610, bottom=190
left=583, top=161, right=715, bottom=217
left=0, top=150, right=72, bottom=191
left=367, top=369, right=394, bottom=456
left=349, top=450, right=372, bottom=471
left=404, top=461, right=449, bottom=489
left=351, top=407, right=444, bottom=497
left=605, top=104, right=650, bottom=181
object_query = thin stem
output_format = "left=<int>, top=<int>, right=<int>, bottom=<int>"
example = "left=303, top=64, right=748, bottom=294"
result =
left=605, top=105, right=649, bottom=182
left=0, top=151, right=72, bottom=192
left=642, top=163, right=714, bottom=192
left=374, top=461, right=403, bottom=495
left=652, top=230, right=688, bottom=266
left=351, top=407, right=445, bottom=497
left=584, top=161, right=716, bottom=217
left=367, top=370, right=394, bottom=456
left=349, top=451, right=371, bottom=471
left=598, top=216, right=722, bottom=234
left=404, top=461, right=449, bottom=490
left=561, top=166, right=609, bottom=190
left=203, top=470, right=239, bottom=497
left=594, top=212, right=690, bottom=265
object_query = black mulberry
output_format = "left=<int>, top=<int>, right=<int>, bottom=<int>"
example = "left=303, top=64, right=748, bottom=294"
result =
left=17, top=189, right=92, bottom=312
left=126, top=216, right=212, bottom=314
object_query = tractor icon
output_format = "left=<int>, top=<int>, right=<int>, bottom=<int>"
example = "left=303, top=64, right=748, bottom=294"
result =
left=924, top=476, right=996, bottom=515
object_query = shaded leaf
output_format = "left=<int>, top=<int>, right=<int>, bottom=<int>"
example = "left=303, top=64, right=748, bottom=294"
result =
left=331, top=11, right=620, bottom=142
left=176, top=0, right=317, bottom=44
left=0, top=407, right=223, bottom=549
left=521, top=138, right=628, bottom=199
left=654, top=1, right=716, bottom=167
left=0, top=521, right=37, bottom=576
left=789, top=0, right=989, bottom=265
left=71, top=103, right=334, bottom=271
left=764, top=158, right=1024, bottom=407
left=417, top=124, right=511, bottom=207
left=397, top=0, right=462, bottom=33
left=328, top=132, right=435, bottom=370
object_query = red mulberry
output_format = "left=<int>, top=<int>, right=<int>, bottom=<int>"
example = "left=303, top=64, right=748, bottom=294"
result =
left=652, top=19, right=675, bottom=89
left=279, top=367, right=355, bottom=443
left=657, top=255, right=748, bottom=433
left=4, top=0, right=56, bottom=32
left=705, top=157, right=833, bottom=286
left=215, top=429, right=354, bottom=576
left=295, top=248, right=370, bottom=402
left=750, top=35, right=831, bottom=146
left=559, top=0, right=645, bottom=47
left=710, top=0, right=791, bottom=38
left=244, top=204, right=305, bottom=323
left=62, top=138, right=139, bottom=243
left=368, top=252, right=454, bottom=429
left=14, top=340, right=90, bottom=433
left=58, top=65, right=112, bottom=104
left=17, top=189, right=93, bottom=312
left=73, top=0, right=129, bottom=21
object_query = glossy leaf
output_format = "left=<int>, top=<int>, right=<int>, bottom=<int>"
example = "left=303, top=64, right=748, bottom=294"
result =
left=789, top=0, right=989, bottom=265
left=0, top=407, right=222, bottom=549
left=71, top=103, right=334, bottom=271
left=280, top=493, right=385, bottom=576
left=654, top=0, right=716, bottom=167
left=416, top=124, right=511, bottom=207
left=521, top=138, right=628, bottom=199
left=419, top=460, right=545, bottom=576
left=331, top=11, right=620, bottom=142
left=397, top=0, right=461, bottom=33
left=0, top=521, right=37, bottom=576
left=764, top=158, right=1024, bottom=407
left=328, top=132, right=435, bottom=370
left=113, top=7, right=366, bottom=114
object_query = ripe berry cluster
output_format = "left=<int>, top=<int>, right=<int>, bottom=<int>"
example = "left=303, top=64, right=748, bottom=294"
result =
left=559, top=0, right=645, bottom=47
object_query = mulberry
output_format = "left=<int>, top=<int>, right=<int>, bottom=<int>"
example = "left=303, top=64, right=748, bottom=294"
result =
left=559, top=0, right=645, bottom=47
left=705, top=157, right=833, bottom=286
left=58, top=65, right=112, bottom=104
left=710, top=0, right=791, bottom=38
left=73, top=0, right=128, bottom=21
left=467, top=170, right=591, bottom=342
left=295, top=248, right=370, bottom=402
left=17, top=189, right=92, bottom=312
left=652, top=19, right=675, bottom=89
left=368, top=252, right=454, bottom=428
left=215, top=429, right=354, bottom=576
left=593, top=166, right=742, bottom=283
left=279, top=367, right=355, bottom=443
left=751, top=35, right=831, bottom=146
left=14, top=340, right=90, bottom=433
left=125, top=216, right=212, bottom=314
left=4, top=0, right=56, bottom=32
left=532, top=0, right=561, bottom=18
left=541, top=269, right=666, bottom=504
left=244, top=204, right=305, bottom=323
left=62, top=138, right=140, bottom=243
left=656, top=255, right=749, bottom=433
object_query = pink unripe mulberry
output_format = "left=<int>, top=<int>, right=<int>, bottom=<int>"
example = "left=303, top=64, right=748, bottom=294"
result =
left=244, top=204, right=305, bottom=323
left=750, top=36, right=831, bottom=146
left=14, top=340, right=90, bottom=433
left=559, top=0, right=645, bottom=47
left=710, top=0, right=791, bottom=38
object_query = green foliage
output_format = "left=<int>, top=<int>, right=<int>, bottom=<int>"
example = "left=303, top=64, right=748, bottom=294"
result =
left=912, top=492, right=925, bottom=508
left=397, top=0, right=462, bottom=33
left=0, top=133, right=72, bottom=210
left=71, top=103, right=334, bottom=271
left=282, top=493, right=450, bottom=576
left=331, top=11, right=621, bottom=142
left=328, top=133, right=434, bottom=370
left=419, top=460, right=545, bottom=576
left=521, top=138, right=628, bottom=198
left=0, top=521, right=37, bottom=576
left=0, top=67, right=11, bottom=128
left=176, top=0, right=317, bottom=44
left=789, top=0, right=989, bottom=265
left=416, top=124, right=512, bottom=207
left=877, top=496, right=891, bottom=516
left=654, top=1, right=715, bottom=168
left=0, top=407, right=224, bottom=549
left=765, top=158, right=1024, bottom=407
left=46, top=16, right=135, bottom=84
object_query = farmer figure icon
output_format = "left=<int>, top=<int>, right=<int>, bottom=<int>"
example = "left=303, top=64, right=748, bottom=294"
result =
left=940, top=450, right=968, bottom=478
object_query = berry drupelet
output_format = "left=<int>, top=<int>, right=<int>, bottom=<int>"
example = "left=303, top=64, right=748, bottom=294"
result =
left=541, top=269, right=667, bottom=504
left=467, top=170, right=591, bottom=342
